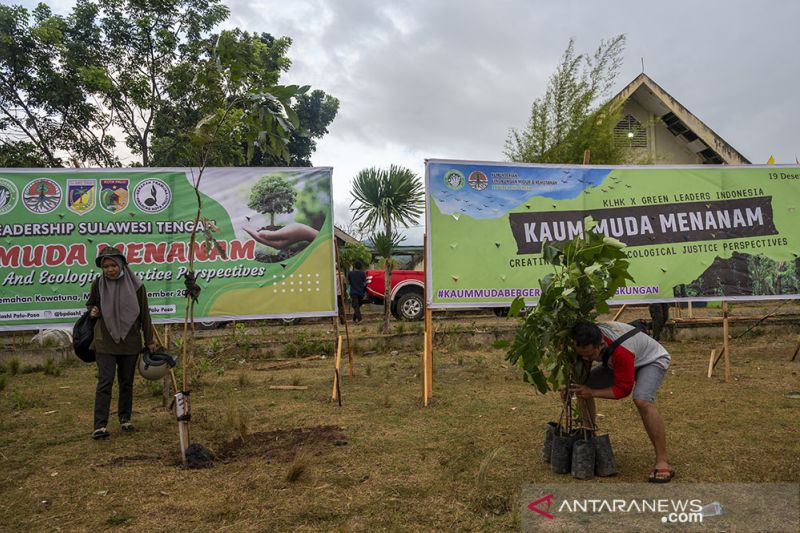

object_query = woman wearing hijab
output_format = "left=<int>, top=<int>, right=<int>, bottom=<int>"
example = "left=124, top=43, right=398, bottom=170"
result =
left=86, top=246, right=156, bottom=439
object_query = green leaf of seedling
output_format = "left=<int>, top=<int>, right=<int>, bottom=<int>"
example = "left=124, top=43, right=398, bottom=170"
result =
left=508, top=296, right=525, bottom=319
left=542, top=241, right=562, bottom=265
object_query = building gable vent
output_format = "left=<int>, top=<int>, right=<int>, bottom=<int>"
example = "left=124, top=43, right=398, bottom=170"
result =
left=614, top=114, right=648, bottom=148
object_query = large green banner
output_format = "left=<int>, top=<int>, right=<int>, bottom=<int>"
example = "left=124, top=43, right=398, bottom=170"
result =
left=0, top=167, right=335, bottom=330
left=425, top=160, right=800, bottom=308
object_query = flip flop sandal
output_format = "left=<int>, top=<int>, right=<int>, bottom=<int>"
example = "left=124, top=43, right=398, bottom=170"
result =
left=649, top=468, right=675, bottom=483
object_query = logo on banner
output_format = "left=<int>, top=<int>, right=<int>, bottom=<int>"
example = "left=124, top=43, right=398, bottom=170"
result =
left=468, top=170, right=488, bottom=191
left=133, top=178, right=171, bottom=214
left=0, top=178, right=20, bottom=216
left=444, top=169, right=465, bottom=191
left=66, top=179, right=97, bottom=216
left=22, top=178, right=62, bottom=214
left=100, top=179, right=129, bottom=213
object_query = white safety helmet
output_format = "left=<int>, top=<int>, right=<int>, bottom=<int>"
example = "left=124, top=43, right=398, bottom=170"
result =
left=138, top=348, right=178, bottom=381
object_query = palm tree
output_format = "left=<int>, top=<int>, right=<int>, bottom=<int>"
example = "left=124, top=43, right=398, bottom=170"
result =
left=351, top=165, right=424, bottom=333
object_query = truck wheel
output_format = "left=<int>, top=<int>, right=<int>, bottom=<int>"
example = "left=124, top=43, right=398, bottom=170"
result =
left=197, top=320, right=227, bottom=330
left=397, top=291, right=424, bottom=321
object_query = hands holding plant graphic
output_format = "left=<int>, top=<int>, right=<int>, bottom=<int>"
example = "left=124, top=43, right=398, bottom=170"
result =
left=243, top=223, right=319, bottom=249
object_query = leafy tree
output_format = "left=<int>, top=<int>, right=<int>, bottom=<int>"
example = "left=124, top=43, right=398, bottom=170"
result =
left=80, top=0, right=229, bottom=166
left=149, top=31, right=338, bottom=168
left=339, top=241, right=372, bottom=271
left=0, top=3, right=118, bottom=166
left=250, top=89, right=340, bottom=167
left=351, top=165, right=424, bottom=333
left=0, top=140, right=52, bottom=167
left=1, top=1, right=337, bottom=168
left=247, top=175, right=297, bottom=227
left=505, top=36, right=626, bottom=165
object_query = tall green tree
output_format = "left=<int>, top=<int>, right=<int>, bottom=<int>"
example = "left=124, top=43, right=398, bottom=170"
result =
left=351, top=165, right=424, bottom=333
left=505, top=35, right=626, bottom=165
left=81, top=0, right=229, bottom=166
left=148, top=30, right=338, bottom=168
left=1, top=1, right=337, bottom=168
left=0, top=3, right=118, bottom=166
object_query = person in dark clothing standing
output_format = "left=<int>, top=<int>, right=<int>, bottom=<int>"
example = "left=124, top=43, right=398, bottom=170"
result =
left=347, top=261, right=367, bottom=323
left=648, top=303, right=670, bottom=341
left=86, top=246, right=156, bottom=439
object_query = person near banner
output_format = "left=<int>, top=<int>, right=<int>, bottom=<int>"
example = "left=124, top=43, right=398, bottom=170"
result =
left=347, top=261, right=367, bottom=323
left=568, top=320, right=674, bottom=483
left=243, top=223, right=319, bottom=249
left=336, top=269, right=347, bottom=325
left=86, top=246, right=156, bottom=440
left=648, top=303, right=671, bottom=341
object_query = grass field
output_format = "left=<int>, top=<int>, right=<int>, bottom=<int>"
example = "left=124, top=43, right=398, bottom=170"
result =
left=0, top=317, right=798, bottom=531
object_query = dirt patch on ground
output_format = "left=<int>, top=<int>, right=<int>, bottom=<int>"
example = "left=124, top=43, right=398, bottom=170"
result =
left=214, top=425, right=347, bottom=463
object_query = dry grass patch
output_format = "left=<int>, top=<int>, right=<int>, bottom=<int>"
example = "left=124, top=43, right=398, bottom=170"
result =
left=0, top=323, right=798, bottom=531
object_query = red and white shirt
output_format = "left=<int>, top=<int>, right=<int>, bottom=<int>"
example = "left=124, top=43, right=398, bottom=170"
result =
left=598, top=321, right=670, bottom=399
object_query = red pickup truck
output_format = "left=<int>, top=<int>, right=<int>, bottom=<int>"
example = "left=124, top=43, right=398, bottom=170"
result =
left=365, top=269, right=425, bottom=321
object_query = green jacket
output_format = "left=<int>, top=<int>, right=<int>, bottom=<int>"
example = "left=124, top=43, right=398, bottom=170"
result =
left=86, top=279, right=154, bottom=355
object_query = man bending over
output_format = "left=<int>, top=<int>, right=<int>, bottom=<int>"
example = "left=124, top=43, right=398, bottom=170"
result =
left=569, top=321, right=674, bottom=483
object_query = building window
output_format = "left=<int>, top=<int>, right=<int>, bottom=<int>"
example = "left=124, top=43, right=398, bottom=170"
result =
left=614, top=114, right=648, bottom=148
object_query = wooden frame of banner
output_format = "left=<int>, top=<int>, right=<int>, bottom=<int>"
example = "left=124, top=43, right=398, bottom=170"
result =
left=706, top=301, right=731, bottom=381
left=421, top=232, right=433, bottom=406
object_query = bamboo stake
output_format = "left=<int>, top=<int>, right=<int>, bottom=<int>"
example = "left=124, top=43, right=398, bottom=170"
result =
left=707, top=349, right=716, bottom=378
left=722, top=302, right=730, bottom=382
left=425, top=308, right=433, bottom=398
left=161, top=325, right=171, bottom=408
left=331, top=336, right=342, bottom=402
left=612, top=305, right=626, bottom=322
left=687, top=301, right=693, bottom=318
left=422, top=331, right=429, bottom=406
left=791, top=336, right=800, bottom=362
left=421, top=230, right=433, bottom=404
left=168, top=368, right=187, bottom=466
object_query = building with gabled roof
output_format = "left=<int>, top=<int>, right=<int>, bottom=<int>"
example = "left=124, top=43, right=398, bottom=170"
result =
left=612, top=73, right=750, bottom=165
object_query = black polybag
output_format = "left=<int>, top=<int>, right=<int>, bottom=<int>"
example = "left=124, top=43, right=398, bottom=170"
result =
left=73, top=311, right=97, bottom=363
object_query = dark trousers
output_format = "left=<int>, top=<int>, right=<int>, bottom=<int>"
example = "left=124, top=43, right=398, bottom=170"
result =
left=94, top=353, right=137, bottom=430
left=337, top=295, right=346, bottom=325
left=351, top=295, right=363, bottom=323
left=648, top=303, right=670, bottom=341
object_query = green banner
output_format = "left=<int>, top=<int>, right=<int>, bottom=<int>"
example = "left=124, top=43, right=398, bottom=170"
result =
left=0, top=167, right=335, bottom=330
left=425, top=160, right=800, bottom=308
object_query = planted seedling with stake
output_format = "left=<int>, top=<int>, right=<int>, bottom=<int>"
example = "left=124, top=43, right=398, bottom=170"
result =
left=505, top=216, right=632, bottom=479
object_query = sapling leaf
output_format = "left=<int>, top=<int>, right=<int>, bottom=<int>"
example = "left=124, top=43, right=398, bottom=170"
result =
left=508, top=296, right=526, bottom=318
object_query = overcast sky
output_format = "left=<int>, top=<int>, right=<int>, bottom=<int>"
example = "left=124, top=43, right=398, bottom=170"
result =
left=18, top=0, right=800, bottom=230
